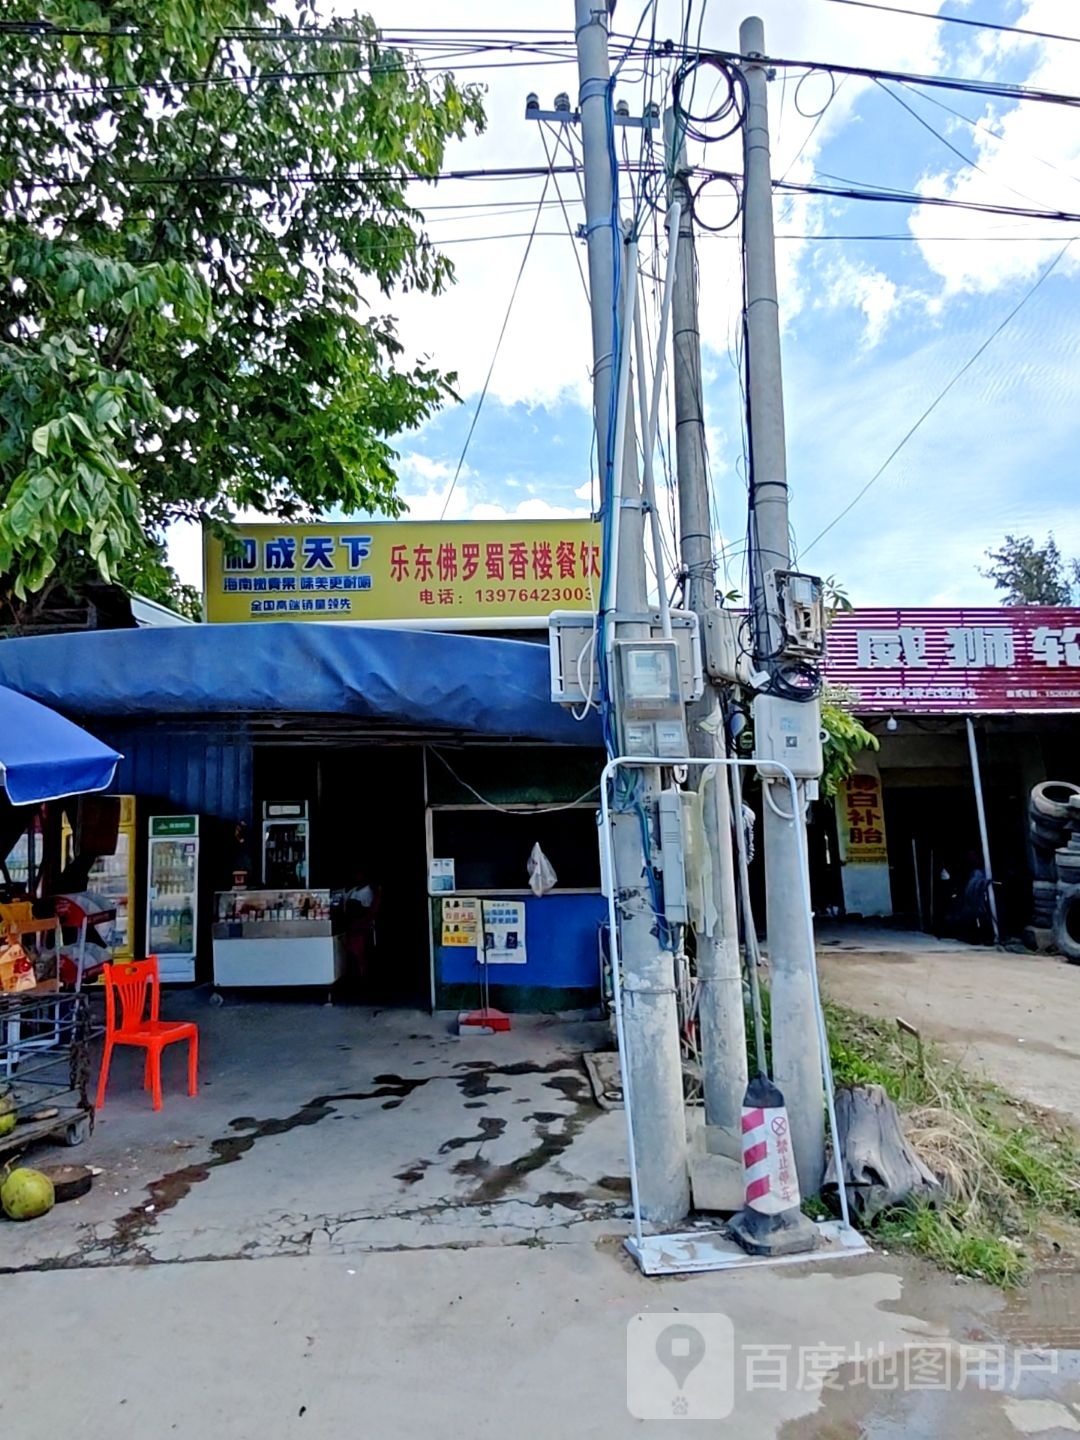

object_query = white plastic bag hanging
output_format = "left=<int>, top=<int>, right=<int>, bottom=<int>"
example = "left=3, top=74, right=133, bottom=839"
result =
left=527, top=843, right=557, bottom=897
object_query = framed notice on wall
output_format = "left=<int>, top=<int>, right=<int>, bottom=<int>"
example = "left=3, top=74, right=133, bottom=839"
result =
left=481, top=899, right=526, bottom=966
left=441, top=897, right=479, bottom=948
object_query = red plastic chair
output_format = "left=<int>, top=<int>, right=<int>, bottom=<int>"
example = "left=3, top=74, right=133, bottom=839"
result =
left=95, top=957, right=198, bottom=1112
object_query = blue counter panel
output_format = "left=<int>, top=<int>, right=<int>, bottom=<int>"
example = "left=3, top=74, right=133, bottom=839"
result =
left=436, top=892, right=606, bottom=992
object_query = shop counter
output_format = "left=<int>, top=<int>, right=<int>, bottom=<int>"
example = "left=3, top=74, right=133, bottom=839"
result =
left=211, top=889, right=344, bottom=988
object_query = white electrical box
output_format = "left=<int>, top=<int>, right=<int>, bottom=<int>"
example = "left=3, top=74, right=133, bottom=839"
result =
left=657, top=788, right=688, bottom=927
left=753, top=693, right=823, bottom=780
left=548, top=608, right=703, bottom=706
left=548, top=612, right=602, bottom=706
left=702, top=607, right=753, bottom=685
left=765, top=569, right=825, bottom=658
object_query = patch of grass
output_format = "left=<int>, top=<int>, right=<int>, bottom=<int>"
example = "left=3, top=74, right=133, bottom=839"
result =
left=765, top=998, right=1080, bottom=1286
left=872, top=1203, right=1028, bottom=1289
left=801, top=1194, right=832, bottom=1222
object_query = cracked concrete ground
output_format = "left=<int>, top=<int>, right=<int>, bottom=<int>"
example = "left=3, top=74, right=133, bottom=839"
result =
left=1, top=995, right=630, bottom=1269
left=4, top=991, right=1080, bottom=1437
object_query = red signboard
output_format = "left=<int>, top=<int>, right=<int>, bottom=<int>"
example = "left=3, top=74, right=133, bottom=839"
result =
left=823, top=608, right=1080, bottom=713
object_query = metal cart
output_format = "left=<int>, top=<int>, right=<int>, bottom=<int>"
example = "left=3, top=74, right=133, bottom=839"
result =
left=0, top=989, right=93, bottom=1156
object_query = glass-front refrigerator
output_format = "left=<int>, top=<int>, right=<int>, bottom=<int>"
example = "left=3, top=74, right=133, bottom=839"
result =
left=146, top=814, right=199, bottom=982
left=262, top=802, right=309, bottom=888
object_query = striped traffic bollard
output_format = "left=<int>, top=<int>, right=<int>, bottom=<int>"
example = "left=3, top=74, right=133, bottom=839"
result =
left=727, top=1075, right=818, bottom=1257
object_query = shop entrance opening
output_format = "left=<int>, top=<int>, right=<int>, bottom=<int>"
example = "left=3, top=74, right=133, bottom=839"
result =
left=253, top=745, right=429, bottom=1006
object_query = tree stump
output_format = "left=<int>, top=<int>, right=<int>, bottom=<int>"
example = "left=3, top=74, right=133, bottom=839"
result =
left=824, top=1083, right=942, bottom=1223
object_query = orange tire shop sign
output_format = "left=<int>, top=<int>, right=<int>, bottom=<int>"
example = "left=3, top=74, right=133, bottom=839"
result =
left=203, top=519, right=602, bottom=628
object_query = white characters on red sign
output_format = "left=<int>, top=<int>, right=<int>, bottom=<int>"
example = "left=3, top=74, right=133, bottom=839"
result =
left=856, top=626, right=928, bottom=668
left=944, top=626, right=1015, bottom=669
left=1032, top=626, right=1080, bottom=669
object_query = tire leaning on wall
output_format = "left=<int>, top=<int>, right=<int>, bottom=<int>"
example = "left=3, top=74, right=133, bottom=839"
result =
left=1052, top=884, right=1080, bottom=964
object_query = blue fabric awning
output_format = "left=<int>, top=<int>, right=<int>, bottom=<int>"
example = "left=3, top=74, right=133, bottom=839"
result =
left=0, top=685, right=122, bottom=805
left=0, top=624, right=602, bottom=747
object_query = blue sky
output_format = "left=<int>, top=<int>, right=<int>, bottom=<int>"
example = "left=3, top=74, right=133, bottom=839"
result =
left=167, top=2, right=1080, bottom=610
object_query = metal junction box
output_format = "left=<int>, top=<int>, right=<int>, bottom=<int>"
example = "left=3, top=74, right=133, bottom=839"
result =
left=765, top=569, right=825, bottom=658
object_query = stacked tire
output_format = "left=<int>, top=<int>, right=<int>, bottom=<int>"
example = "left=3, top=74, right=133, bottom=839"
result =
left=1030, top=781, right=1080, bottom=860
left=1031, top=879, right=1057, bottom=929
left=1054, top=885, right=1080, bottom=964
left=1028, top=783, right=1080, bottom=957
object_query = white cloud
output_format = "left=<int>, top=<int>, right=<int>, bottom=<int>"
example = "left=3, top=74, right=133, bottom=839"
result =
left=395, top=450, right=469, bottom=486
left=471, top=497, right=589, bottom=521
left=909, top=2, right=1080, bottom=294
left=397, top=478, right=471, bottom=521
left=360, top=0, right=949, bottom=410
left=819, top=257, right=905, bottom=348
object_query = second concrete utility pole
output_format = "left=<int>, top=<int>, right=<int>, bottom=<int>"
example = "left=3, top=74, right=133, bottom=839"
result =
left=667, top=112, right=748, bottom=1138
left=740, top=14, right=825, bottom=1193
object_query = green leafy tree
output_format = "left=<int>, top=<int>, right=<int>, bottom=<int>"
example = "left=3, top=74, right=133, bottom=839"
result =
left=0, top=2, right=484, bottom=623
left=820, top=689, right=879, bottom=799
left=981, top=533, right=1079, bottom=606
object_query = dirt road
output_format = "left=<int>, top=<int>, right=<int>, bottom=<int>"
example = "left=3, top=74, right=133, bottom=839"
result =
left=818, top=932, right=1080, bottom=1120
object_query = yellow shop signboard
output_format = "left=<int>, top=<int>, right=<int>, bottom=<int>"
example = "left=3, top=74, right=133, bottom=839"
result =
left=203, top=518, right=601, bottom=628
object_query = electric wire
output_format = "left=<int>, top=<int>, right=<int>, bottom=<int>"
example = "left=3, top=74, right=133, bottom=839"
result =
left=438, top=173, right=551, bottom=520
left=724, top=47, right=1080, bottom=113
left=897, top=79, right=1080, bottom=191
left=822, top=0, right=1080, bottom=48
left=693, top=167, right=1080, bottom=228
left=779, top=73, right=846, bottom=184
left=429, top=748, right=599, bottom=815
left=802, top=240, right=1075, bottom=557
left=539, top=123, right=590, bottom=303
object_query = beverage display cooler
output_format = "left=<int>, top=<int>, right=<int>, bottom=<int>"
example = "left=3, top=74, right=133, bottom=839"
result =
left=262, top=802, right=309, bottom=888
left=81, top=795, right=136, bottom=960
left=146, top=814, right=199, bottom=982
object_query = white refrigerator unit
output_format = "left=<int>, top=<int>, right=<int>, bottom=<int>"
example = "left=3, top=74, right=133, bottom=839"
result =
left=146, top=814, right=199, bottom=982
left=261, top=802, right=310, bottom=889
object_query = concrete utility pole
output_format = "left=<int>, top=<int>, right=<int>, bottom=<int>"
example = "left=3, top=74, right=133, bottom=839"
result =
left=666, top=112, right=748, bottom=1136
left=739, top=16, right=825, bottom=1193
left=575, top=0, right=689, bottom=1226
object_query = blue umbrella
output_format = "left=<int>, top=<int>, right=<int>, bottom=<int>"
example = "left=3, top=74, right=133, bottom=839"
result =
left=0, top=685, right=121, bottom=805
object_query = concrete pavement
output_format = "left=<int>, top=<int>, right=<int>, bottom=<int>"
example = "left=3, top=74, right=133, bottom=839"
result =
left=5, top=1242, right=1080, bottom=1438
left=3, top=992, right=1080, bottom=1436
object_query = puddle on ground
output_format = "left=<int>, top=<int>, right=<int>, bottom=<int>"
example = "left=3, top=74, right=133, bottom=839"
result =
left=1001, top=1269, right=1080, bottom=1350
left=438, top=1117, right=507, bottom=1153
left=394, top=1159, right=432, bottom=1186
left=451, top=1095, right=599, bottom=1205
left=597, top=1175, right=632, bottom=1196
left=543, top=1073, right=591, bottom=1104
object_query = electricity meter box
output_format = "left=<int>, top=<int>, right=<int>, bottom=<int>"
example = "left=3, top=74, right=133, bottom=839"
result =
left=615, top=640, right=689, bottom=760
left=753, top=694, right=823, bottom=780
left=765, top=569, right=826, bottom=658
